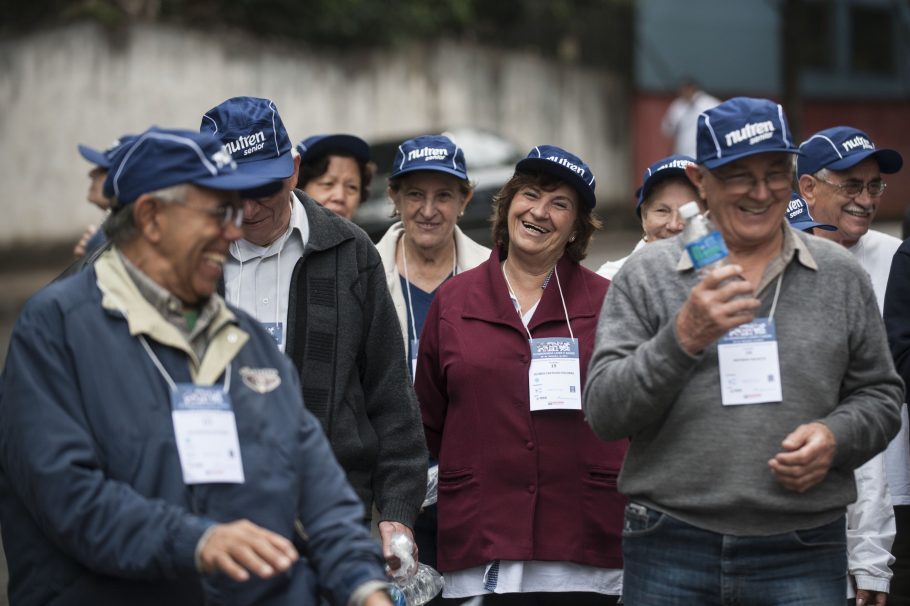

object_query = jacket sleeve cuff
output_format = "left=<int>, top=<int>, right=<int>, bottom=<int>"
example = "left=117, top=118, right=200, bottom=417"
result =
left=347, top=580, right=392, bottom=606
left=853, top=573, right=891, bottom=593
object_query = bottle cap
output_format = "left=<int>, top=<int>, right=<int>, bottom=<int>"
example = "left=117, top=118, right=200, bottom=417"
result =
left=679, top=201, right=701, bottom=220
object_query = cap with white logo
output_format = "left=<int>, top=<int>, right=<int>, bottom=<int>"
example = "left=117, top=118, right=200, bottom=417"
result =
left=786, top=191, right=835, bottom=232
left=103, top=126, right=276, bottom=207
left=390, top=135, right=468, bottom=181
left=696, top=97, right=800, bottom=169
left=200, top=96, right=295, bottom=182
left=516, top=145, right=597, bottom=209
left=797, top=126, right=903, bottom=177
left=636, top=154, right=695, bottom=216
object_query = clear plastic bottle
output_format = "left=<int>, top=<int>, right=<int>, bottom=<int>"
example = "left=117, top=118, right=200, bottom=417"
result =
left=386, top=532, right=445, bottom=605
left=679, top=201, right=729, bottom=274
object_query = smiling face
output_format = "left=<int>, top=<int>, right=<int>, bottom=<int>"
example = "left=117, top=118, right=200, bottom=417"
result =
left=800, top=157, right=882, bottom=248
left=690, top=153, right=793, bottom=254
left=302, top=154, right=363, bottom=220
left=506, top=180, right=579, bottom=266
left=640, top=178, right=698, bottom=242
left=390, top=171, right=471, bottom=255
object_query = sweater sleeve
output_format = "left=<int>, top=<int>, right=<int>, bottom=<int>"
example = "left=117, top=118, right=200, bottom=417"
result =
left=583, top=272, right=703, bottom=441
left=358, top=243, right=428, bottom=529
left=0, top=296, right=214, bottom=579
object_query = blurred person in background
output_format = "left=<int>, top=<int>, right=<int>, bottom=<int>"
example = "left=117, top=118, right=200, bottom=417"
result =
left=596, top=154, right=697, bottom=280
left=73, top=137, right=135, bottom=259
left=661, top=77, right=720, bottom=157
left=200, top=96, right=426, bottom=571
left=415, top=145, right=627, bottom=605
left=374, top=135, right=490, bottom=600
left=798, top=127, right=906, bottom=606
left=295, top=134, right=375, bottom=220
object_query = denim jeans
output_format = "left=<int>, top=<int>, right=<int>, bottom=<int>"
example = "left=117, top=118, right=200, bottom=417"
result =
left=622, top=503, right=846, bottom=606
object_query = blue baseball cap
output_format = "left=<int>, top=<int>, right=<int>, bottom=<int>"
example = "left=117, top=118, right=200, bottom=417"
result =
left=516, top=145, right=597, bottom=209
left=797, top=126, right=903, bottom=177
left=786, top=191, right=835, bottom=232
left=635, top=154, right=696, bottom=216
left=77, top=135, right=137, bottom=169
left=696, top=97, right=800, bottom=169
left=297, top=134, right=370, bottom=164
left=103, top=127, right=277, bottom=207
left=200, top=96, right=295, bottom=181
left=390, top=135, right=468, bottom=181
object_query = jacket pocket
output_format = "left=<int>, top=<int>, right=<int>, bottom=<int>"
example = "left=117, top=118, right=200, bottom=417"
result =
left=581, top=467, right=626, bottom=560
left=436, top=468, right=480, bottom=565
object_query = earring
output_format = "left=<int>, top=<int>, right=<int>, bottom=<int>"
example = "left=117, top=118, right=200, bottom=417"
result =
left=569, top=234, right=577, bottom=243
left=458, top=210, right=465, bottom=217
left=393, top=208, right=401, bottom=217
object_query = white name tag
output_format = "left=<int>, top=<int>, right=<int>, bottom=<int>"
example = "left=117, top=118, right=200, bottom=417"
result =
left=171, top=385, right=245, bottom=484
left=717, top=318, right=783, bottom=406
left=528, top=337, right=582, bottom=411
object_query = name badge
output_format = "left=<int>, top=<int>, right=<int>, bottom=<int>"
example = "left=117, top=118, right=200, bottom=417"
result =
left=171, top=385, right=245, bottom=484
left=261, top=322, right=283, bottom=347
left=717, top=318, right=783, bottom=406
left=528, top=337, right=582, bottom=411
left=410, top=338, right=419, bottom=383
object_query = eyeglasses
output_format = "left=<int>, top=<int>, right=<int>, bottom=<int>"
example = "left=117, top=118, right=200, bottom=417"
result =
left=169, top=201, right=244, bottom=228
left=711, top=169, right=793, bottom=195
left=814, top=176, right=887, bottom=198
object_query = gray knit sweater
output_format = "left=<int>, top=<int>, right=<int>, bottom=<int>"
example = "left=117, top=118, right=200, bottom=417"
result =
left=583, top=225, right=903, bottom=535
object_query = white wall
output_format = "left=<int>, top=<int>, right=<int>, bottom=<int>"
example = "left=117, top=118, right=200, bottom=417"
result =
left=0, top=22, right=630, bottom=247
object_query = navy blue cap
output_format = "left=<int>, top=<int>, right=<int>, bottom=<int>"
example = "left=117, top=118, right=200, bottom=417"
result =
left=103, top=127, right=277, bottom=207
left=200, top=96, right=294, bottom=181
left=516, top=145, right=597, bottom=209
left=635, top=154, right=696, bottom=216
left=77, top=135, right=137, bottom=169
left=390, top=135, right=468, bottom=181
left=797, top=126, right=903, bottom=177
left=697, top=97, right=800, bottom=169
left=786, top=191, right=836, bottom=232
left=296, top=134, right=370, bottom=164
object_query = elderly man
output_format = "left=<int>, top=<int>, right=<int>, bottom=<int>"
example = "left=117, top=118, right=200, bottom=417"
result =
left=799, top=126, right=906, bottom=605
left=584, top=97, right=903, bottom=604
left=0, top=127, right=392, bottom=606
left=199, top=97, right=426, bottom=566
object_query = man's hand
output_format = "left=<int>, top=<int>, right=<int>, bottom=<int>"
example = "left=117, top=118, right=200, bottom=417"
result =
left=768, top=422, right=837, bottom=492
left=198, top=519, right=299, bottom=582
left=73, top=225, right=97, bottom=258
left=378, top=520, right=417, bottom=573
left=675, top=264, right=759, bottom=355
left=856, top=588, right=888, bottom=606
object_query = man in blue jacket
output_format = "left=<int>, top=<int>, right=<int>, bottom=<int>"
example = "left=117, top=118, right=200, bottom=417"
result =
left=0, top=127, right=393, bottom=606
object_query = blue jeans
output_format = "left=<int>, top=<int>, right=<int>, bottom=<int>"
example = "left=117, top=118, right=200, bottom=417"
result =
left=622, top=503, right=846, bottom=606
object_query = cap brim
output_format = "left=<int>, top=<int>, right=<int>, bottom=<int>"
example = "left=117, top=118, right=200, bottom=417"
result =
left=193, top=170, right=282, bottom=192
left=233, top=153, right=295, bottom=181
left=389, top=165, right=468, bottom=181
left=702, top=147, right=802, bottom=170
left=298, top=135, right=370, bottom=163
left=515, top=157, right=597, bottom=209
left=791, top=219, right=837, bottom=232
left=826, top=148, right=903, bottom=174
left=78, top=144, right=110, bottom=168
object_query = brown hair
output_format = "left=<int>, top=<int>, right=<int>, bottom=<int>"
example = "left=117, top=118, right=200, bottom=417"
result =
left=296, top=153, right=376, bottom=203
left=491, top=170, right=602, bottom=263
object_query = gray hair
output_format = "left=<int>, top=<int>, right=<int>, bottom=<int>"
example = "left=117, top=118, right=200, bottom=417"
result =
left=104, top=184, right=189, bottom=246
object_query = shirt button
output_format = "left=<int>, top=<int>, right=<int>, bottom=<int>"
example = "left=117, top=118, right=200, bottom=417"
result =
left=526, top=441, right=535, bottom=450
left=262, top=297, right=269, bottom=304
left=527, top=484, right=536, bottom=493
left=227, top=332, right=238, bottom=344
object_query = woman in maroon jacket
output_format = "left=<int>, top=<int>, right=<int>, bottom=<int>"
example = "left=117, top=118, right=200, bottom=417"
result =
left=414, top=146, right=628, bottom=605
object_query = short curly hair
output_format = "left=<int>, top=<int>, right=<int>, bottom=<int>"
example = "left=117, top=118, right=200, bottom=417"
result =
left=490, top=170, right=602, bottom=263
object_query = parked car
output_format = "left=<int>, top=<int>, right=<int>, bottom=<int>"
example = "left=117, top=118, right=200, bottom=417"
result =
left=353, top=128, right=523, bottom=245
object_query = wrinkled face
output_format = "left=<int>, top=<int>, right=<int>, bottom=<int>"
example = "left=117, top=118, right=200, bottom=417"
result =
left=506, top=181, right=578, bottom=261
left=156, top=186, right=243, bottom=305
left=240, top=176, right=293, bottom=247
left=806, top=157, right=882, bottom=247
left=303, top=155, right=363, bottom=220
left=641, top=179, right=698, bottom=242
left=87, top=167, right=110, bottom=210
left=392, top=171, right=470, bottom=253
left=698, top=153, right=793, bottom=252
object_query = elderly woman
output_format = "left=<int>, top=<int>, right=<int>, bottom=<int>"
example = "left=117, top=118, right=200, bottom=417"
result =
left=415, top=146, right=627, bottom=605
left=295, top=133, right=374, bottom=220
left=597, top=154, right=698, bottom=280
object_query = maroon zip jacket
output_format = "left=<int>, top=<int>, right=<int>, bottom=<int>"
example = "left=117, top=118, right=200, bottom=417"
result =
left=415, top=247, right=628, bottom=573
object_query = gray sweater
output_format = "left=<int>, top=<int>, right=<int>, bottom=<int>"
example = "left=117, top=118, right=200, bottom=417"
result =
left=583, top=225, right=903, bottom=535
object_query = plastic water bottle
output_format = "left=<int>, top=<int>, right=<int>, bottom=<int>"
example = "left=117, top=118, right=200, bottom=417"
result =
left=679, top=201, right=729, bottom=274
left=386, top=532, right=445, bottom=605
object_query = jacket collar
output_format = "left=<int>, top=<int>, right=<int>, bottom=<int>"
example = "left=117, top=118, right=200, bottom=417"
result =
left=294, top=189, right=356, bottom=254
left=463, top=247, right=599, bottom=334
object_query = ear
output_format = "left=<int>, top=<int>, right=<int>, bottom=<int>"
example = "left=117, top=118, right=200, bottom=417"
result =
left=685, top=164, right=707, bottom=201
left=132, top=194, right=164, bottom=243
left=798, top=174, right=817, bottom=210
left=460, top=188, right=474, bottom=211
left=289, top=153, right=302, bottom=190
